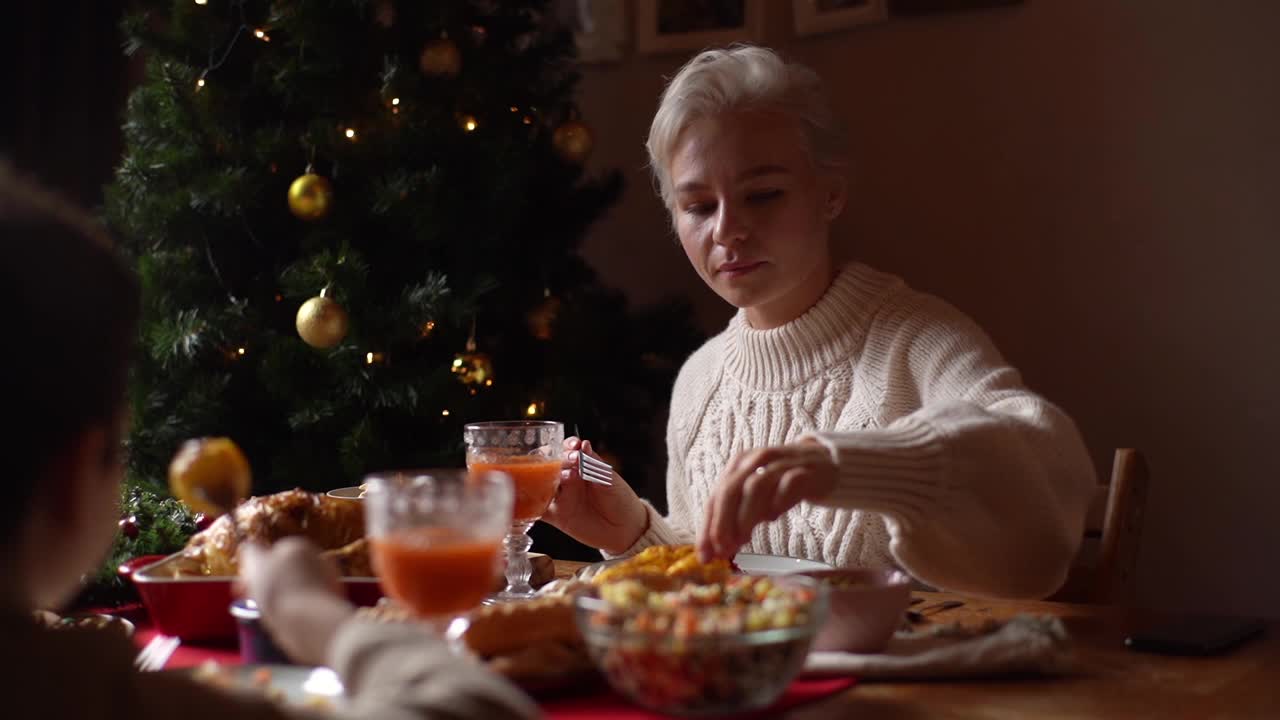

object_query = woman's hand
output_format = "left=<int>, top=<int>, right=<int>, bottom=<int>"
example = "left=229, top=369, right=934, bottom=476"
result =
left=238, top=537, right=355, bottom=665
left=541, top=437, right=649, bottom=556
left=698, top=440, right=838, bottom=561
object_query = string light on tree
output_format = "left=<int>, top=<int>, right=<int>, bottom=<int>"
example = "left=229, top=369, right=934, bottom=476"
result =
left=457, top=113, right=479, bottom=133
left=344, top=127, right=358, bottom=141
left=195, top=76, right=206, bottom=91
left=365, top=351, right=386, bottom=366
left=254, top=28, right=271, bottom=42
left=288, top=165, right=334, bottom=221
left=295, top=287, right=349, bottom=349
left=419, top=319, right=437, bottom=339
left=525, top=401, right=545, bottom=418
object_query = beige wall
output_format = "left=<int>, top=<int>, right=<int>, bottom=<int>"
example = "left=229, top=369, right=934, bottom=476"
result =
left=575, top=0, right=1280, bottom=617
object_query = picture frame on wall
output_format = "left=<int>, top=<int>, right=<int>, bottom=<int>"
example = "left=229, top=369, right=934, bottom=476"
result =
left=635, top=0, right=764, bottom=55
left=792, top=0, right=888, bottom=37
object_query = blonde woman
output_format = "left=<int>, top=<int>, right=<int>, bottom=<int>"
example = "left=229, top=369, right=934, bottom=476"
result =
left=545, top=45, right=1096, bottom=600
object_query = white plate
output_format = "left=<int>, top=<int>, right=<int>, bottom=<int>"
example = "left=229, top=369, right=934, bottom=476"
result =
left=574, top=552, right=832, bottom=581
left=186, top=664, right=344, bottom=707
left=326, top=486, right=364, bottom=500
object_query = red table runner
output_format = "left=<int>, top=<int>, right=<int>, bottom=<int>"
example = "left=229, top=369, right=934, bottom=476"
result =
left=540, top=678, right=857, bottom=719
left=131, top=619, right=856, bottom=716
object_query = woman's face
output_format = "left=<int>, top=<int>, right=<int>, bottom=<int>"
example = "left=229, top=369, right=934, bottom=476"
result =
left=668, top=110, right=845, bottom=329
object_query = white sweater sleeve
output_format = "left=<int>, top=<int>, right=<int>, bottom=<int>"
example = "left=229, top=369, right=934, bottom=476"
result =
left=806, top=295, right=1096, bottom=599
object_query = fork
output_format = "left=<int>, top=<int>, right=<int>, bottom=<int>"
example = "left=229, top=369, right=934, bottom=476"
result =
left=577, top=451, right=614, bottom=486
left=133, top=634, right=180, bottom=672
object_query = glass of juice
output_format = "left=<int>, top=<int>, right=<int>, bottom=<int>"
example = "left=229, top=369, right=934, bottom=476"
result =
left=363, top=468, right=513, bottom=638
left=463, top=420, right=564, bottom=601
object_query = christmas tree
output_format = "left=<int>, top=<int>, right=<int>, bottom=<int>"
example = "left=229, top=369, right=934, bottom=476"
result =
left=102, top=0, right=701, bottom=565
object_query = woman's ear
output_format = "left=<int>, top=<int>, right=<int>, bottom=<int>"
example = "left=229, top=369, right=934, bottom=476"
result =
left=824, top=174, right=848, bottom=222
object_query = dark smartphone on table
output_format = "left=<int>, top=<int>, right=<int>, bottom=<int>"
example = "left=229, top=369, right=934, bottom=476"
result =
left=1124, top=615, right=1266, bottom=656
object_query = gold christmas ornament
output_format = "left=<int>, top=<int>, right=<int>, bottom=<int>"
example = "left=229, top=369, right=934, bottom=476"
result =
left=288, top=168, right=334, bottom=221
left=295, top=288, right=349, bottom=349
left=451, top=322, right=492, bottom=386
left=552, top=119, right=594, bottom=164
left=451, top=351, right=493, bottom=386
left=419, top=37, right=462, bottom=77
left=527, top=293, right=561, bottom=341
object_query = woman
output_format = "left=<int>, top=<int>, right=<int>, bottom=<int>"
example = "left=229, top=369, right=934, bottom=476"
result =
left=0, top=163, right=536, bottom=720
left=544, top=45, right=1096, bottom=600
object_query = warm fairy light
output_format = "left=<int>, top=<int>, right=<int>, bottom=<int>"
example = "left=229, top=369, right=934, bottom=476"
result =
left=366, top=352, right=374, bottom=364
left=484, top=379, right=493, bottom=387
left=525, top=402, right=544, bottom=417
left=522, top=115, right=533, bottom=126
left=420, top=320, right=436, bottom=338
left=510, top=106, right=519, bottom=113
left=195, top=0, right=207, bottom=5
left=441, top=409, right=451, bottom=416
left=274, top=293, right=283, bottom=302
left=237, top=347, right=246, bottom=356
left=463, top=117, right=478, bottom=132
left=254, top=29, right=270, bottom=42
left=345, top=128, right=357, bottom=140
left=452, top=357, right=463, bottom=369
left=196, top=77, right=206, bottom=90
left=391, top=97, right=400, bottom=106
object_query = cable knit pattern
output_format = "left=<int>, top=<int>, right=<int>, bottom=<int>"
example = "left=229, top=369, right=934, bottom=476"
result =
left=615, top=263, right=1097, bottom=600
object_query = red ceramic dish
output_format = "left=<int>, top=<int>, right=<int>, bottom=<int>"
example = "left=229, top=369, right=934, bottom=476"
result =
left=123, top=552, right=382, bottom=642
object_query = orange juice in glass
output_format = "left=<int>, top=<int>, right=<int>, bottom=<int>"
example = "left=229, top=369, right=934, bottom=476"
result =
left=363, top=469, right=513, bottom=637
left=464, top=421, right=563, bottom=601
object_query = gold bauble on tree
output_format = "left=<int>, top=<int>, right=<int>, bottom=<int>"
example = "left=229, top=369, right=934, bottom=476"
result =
left=451, top=323, right=492, bottom=386
left=288, top=167, right=334, bottom=221
left=552, top=119, right=594, bottom=164
left=419, top=37, right=462, bottom=77
left=295, top=288, right=349, bottom=349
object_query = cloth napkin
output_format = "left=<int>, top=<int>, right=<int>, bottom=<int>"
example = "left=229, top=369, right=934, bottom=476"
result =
left=804, top=614, right=1073, bottom=680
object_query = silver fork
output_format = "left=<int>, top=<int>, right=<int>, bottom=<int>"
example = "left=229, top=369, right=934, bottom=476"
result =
left=577, top=451, right=614, bottom=486
left=133, top=634, right=181, bottom=672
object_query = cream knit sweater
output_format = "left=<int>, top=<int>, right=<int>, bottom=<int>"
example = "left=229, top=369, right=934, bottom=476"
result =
left=619, top=263, right=1097, bottom=599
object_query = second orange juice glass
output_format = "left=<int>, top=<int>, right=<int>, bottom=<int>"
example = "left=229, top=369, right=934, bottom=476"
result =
left=464, top=420, right=563, bottom=601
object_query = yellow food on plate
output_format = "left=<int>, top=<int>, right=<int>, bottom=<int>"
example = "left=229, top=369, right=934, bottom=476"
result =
left=591, top=544, right=733, bottom=589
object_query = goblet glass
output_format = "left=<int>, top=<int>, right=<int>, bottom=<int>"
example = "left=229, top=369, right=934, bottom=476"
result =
left=363, top=468, right=513, bottom=640
left=463, top=420, right=563, bottom=601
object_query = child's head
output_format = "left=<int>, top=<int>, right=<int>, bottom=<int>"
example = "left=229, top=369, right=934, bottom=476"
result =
left=0, top=162, right=140, bottom=608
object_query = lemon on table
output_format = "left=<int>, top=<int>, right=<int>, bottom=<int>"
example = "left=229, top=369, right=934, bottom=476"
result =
left=168, top=437, right=252, bottom=516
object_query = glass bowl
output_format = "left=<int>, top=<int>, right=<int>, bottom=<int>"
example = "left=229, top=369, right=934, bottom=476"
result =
left=573, top=575, right=828, bottom=717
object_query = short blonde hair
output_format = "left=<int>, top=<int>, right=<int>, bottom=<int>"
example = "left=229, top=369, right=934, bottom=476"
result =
left=646, top=45, right=847, bottom=208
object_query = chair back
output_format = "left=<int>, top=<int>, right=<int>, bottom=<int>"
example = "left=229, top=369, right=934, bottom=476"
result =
left=1050, top=448, right=1150, bottom=604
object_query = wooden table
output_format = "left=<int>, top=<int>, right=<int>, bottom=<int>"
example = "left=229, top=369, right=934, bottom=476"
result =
left=554, top=560, right=1280, bottom=719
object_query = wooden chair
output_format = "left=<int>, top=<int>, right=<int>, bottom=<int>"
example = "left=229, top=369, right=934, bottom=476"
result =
left=1049, top=448, right=1150, bottom=604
